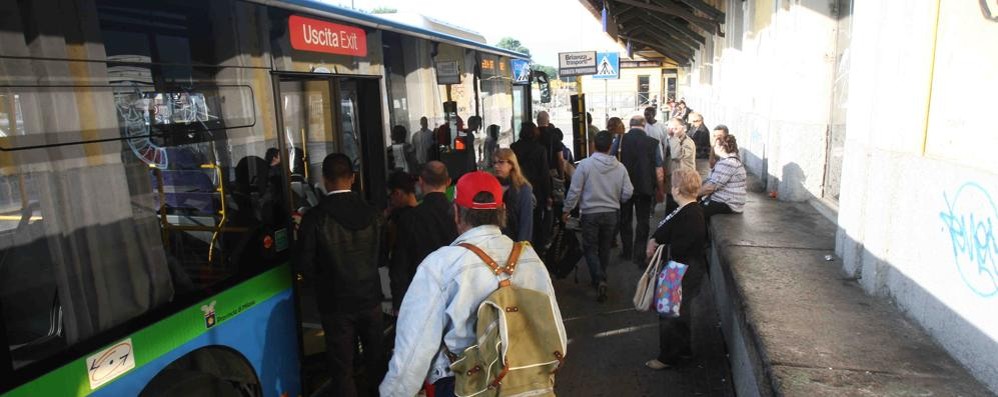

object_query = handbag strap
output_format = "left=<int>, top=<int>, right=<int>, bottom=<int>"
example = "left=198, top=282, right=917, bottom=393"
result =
left=645, top=244, right=666, bottom=276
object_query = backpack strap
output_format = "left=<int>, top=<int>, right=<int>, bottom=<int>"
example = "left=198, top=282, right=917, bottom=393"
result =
left=458, top=242, right=502, bottom=274
left=458, top=241, right=528, bottom=279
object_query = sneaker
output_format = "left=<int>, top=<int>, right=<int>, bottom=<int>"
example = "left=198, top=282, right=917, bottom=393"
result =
left=645, top=359, right=671, bottom=370
left=597, top=282, right=608, bottom=303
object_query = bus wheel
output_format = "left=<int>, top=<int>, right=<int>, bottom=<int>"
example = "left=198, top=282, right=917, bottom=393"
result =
left=140, top=346, right=262, bottom=397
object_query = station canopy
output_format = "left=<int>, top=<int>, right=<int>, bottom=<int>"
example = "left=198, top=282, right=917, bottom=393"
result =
left=578, top=0, right=725, bottom=66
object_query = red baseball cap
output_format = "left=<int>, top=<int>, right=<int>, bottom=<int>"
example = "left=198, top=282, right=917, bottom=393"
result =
left=455, top=171, right=504, bottom=210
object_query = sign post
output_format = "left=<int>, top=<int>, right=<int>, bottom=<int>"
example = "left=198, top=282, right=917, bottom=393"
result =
left=593, top=52, right=619, bottom=128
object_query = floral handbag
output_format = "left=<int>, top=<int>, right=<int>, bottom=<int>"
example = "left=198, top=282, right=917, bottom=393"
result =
left=655, top=260, right=689, bottom=317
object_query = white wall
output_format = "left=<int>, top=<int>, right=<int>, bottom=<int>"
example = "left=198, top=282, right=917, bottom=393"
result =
left=681, top=0, right=998, bottom=392
left=684, top=0, right=837, bottom=202
left=836, top=0, right=998, bottom=392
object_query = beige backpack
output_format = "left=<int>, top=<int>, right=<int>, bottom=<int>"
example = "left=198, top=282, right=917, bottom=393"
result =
left=446, top=242, right=566, bottom=397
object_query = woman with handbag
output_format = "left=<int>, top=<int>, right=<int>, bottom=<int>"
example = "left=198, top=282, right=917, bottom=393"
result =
left=644, top=167, right=707, bottom=370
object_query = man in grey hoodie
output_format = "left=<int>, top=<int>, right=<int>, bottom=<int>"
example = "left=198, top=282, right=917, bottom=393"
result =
left=562, top=131, right=634, bottom=302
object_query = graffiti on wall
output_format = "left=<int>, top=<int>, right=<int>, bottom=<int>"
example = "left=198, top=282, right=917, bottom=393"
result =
left=940, top=182, right=998, bottom=297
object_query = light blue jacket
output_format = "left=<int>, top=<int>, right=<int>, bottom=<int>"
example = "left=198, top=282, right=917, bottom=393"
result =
left=379, top=225, right=567, bottom=397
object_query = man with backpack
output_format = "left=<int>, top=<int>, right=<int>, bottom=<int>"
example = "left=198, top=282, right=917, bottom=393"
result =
left=381, top=171, right=567, bottom=397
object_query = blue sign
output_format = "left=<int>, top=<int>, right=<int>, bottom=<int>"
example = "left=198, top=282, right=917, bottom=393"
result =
left=511, top=59, right=531, bottom=84
left=593, top=52, right=619, bottom=80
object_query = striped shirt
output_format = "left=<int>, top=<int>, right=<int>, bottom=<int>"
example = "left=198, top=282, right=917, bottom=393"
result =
left=707, top=156, right=747, bottom=212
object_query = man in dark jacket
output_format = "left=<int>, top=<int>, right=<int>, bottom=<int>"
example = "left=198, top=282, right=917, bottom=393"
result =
left=511, top=121, right=551, bottom=250
left=389, top=161, right=458, bottom=312
left=688, top=112, right=712, bottom=179
left=297, top=153, right=386, bottom=397
left=619, top=115, right=666, bottom=266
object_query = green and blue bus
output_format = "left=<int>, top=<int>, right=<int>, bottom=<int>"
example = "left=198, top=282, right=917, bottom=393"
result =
left=0, top=1, right=531, bottom=395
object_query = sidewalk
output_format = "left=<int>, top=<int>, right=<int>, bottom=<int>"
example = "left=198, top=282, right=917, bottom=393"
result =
left=552, top=207, right=734, bottom=396
left=708, top=179, right=994, bottom=396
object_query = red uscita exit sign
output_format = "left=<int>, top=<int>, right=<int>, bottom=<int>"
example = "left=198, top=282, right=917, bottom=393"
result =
left=289, top=15, right=367, bottom=57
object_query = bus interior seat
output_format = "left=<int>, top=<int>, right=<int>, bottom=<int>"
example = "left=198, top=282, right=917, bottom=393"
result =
left=150, top=147, right=219, bottom=215
left=151, top=171, right=217, bottom=214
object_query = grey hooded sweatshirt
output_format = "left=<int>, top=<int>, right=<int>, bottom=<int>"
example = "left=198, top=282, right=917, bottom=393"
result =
left=563, top=152, right=634, bottom=215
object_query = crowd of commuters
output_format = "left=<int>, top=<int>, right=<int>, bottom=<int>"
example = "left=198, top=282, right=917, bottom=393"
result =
left=294, top=102, right=748, bottom=396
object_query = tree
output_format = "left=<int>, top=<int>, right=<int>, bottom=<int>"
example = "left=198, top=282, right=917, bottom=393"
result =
left=496, top=37, right=531, bottom=57
left=533, top=64, right=557, bottom=79
left=370, top=6, right=397, bottom=14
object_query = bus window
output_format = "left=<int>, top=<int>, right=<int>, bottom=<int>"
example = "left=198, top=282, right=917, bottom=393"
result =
left=278, top=78, right=363, bottom=218
left=0, top=0, right=286, bottom=369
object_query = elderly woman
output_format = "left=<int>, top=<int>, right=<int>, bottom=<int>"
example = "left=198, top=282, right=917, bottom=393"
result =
left=700, top=134, right=746, bottom=219
left=644, top=167, right=706, bottom=370
left=492, top=148, right=535, bottom=242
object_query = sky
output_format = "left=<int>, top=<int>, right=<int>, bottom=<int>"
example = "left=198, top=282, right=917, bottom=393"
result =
left=318, top=0, right=625, bottom=66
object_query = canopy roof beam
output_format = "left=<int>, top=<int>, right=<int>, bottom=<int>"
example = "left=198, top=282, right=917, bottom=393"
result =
left=613, top=0, right=718, bottom=34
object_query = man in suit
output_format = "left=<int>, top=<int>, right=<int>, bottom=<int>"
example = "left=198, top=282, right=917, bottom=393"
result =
left=618, top=115, right=666, bottom=266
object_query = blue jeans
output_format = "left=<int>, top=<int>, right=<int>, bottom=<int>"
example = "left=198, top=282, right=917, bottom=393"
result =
left=581, top=211, right=618, bottom=286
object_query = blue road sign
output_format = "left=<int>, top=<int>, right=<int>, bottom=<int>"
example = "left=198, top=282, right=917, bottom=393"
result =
left=593, top=52, right=619, bottom=80
left=511, top=59, right=531, bottom=84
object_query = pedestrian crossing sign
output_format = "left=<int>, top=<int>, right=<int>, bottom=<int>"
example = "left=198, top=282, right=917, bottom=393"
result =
left=593, top=52, right=619, bottom=80
left=511, top=59, right=531, bottom=84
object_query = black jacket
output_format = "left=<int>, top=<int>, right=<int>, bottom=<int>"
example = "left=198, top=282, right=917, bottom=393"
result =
left=297, top=191, right=384, bottom=314
left=538, top=125, right=565, bottom=171
left=652, top=203, right=707, bottom=298
left=692, top=125, right=711, bottom=159
left=620, top=128, right=660, bottom=196
left=511, top=138, right=551, bottom=204
left=389, top=192, right=458, bottom=308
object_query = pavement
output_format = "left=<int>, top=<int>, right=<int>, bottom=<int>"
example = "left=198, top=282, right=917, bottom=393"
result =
left=552, top=205, right=735, bottom=397
left=709, top=179, right=995, bottom=396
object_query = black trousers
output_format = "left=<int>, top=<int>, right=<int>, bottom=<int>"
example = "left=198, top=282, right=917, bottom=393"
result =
left=620, top=194, right=654, bottom=264
left=702, top=198, right=734, bottom=219
left=658, top=268, right=705, bottom=364
left=532, top=206, right=553, bottom=252
left=319, top=305, right=386, bottom=397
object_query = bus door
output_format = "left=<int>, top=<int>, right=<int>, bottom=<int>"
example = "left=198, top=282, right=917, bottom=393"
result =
left=273, top=74, right=386, bottom=393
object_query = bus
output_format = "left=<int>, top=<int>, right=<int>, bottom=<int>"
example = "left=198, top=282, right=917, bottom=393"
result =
left=0, top=1, right=531, bottom=395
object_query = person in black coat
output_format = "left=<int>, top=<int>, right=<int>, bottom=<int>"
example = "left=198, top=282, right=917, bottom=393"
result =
left=296, top=153, right=386, bottom=395
left=644, top=168, right=707, bottom=370
left=510, top=121, right=551, bottom=249
left=618, top=115, right=666, bottom=266
left=388, top=161, right=458, bottom=312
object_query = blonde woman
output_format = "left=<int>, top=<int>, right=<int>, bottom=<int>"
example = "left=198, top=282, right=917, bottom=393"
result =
left=492, top=148, right=535, bottom=241
left=644, top=167, right=706, bottom=370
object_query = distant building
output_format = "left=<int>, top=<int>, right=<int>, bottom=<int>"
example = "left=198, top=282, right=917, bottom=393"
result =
left=580, top=58, right=678, bottom=122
